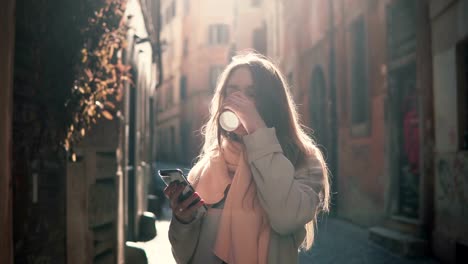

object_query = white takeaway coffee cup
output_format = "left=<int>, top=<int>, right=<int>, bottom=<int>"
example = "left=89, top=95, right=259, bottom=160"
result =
left=219, top=110, right=240, bottom=132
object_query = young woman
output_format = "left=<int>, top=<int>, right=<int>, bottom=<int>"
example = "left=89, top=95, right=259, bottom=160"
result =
left=164, top=53, right=330, bottom=264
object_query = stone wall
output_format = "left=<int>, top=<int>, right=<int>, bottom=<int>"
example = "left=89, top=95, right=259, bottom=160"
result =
left=280, top=0, right=391, bottom=225
left=12, top=0, right=98, bottom=263
left=431, top=1, right=468, bottom=261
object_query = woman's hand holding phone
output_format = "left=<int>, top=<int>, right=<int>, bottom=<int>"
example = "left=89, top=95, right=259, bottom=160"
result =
left=164, top=181, right=205, bottom=224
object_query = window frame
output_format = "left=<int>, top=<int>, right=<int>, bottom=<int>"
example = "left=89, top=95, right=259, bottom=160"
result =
left=167, top=80, right=174, bottom=108
left=252, top=23, right=267, bottom=55
left=349, top=15, right=371, bottom=137
left=208, top=24, right=230, bottom=45
left=180, top=75, right=187, bottom=100
left=183, top=38, right=188, bottom=57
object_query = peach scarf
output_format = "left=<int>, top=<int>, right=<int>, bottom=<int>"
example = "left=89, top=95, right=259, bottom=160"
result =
left=189, top=138, right=270, bottom=264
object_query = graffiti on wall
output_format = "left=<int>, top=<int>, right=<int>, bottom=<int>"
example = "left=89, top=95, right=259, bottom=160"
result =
left=436, top=154, right=468, bottom=210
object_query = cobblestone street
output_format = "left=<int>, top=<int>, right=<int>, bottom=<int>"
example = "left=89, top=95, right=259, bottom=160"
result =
left=298, top=218, right=438, bottom=264
left=137, top=162, right=441, bottom=264
left=134, top=211, right=176, bottom=264
left=137, top=211, right=438, bottom=264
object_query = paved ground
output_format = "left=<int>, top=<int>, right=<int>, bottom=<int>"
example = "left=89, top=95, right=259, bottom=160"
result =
left=139, top=162, right=439, bottom=264
left=134, top=210, right=176, bottom=264
left=298, top=218, right=438, bottom=264
left=137, top=211, right=438, bottom=264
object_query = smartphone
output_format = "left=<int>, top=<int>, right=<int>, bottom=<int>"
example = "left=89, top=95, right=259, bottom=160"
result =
left=158, top=169, right=207, bottom=214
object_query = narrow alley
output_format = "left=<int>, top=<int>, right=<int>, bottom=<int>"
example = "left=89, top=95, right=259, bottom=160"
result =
left=2, top=0, right=468, bottom=263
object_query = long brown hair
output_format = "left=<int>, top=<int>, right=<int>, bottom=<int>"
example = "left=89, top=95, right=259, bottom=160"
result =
left=194, top=52, right=330, bottom=249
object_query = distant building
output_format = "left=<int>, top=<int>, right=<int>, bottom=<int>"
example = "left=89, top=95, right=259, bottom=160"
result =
left=118, top=0, right=159, bottom=248
left=156, top=0, right=235, bottom=165
left=1, top=0, right=161, bottom=263
left=280, top=0, right=467, bottom=262
left=156, top=0, right=286, bottom=166
left=231, top=0, right=266, bottom=55
left=430, top=0, right=468, bottom=262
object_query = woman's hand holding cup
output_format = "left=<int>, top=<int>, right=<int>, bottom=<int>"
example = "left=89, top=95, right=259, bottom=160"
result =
left=222, top=91, right=266, bottom=135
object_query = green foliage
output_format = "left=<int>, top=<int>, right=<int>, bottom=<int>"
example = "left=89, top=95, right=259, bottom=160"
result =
left=64, top=0, right=131, bottom=160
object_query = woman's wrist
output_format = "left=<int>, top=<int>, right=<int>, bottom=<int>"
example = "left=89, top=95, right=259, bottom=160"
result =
left=173, top=212, right=196, bottom=224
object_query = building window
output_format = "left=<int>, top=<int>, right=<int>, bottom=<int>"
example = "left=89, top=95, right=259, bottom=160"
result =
left=209, top=24, right=229, bottom=45
left=157, top=93, right=164, bottom=112
left=184, top=0, right=190, bottom=15
left=165, top=8, right=170, bottom=24
left=180, top=75, right=187, bottom=100
left=157, top=131, right=162, bottom=157
left=253, top=24, right=267, bottom=55
left=350, top=16, right=370, bottom=136
left=457, top=38, right=468, bottom=150
left=165, top=129, right=170, bottom=158
left=160, top=89, right=166, bottom=110
left=183, top=38, right=188, bottom=57
left=167, top=83, right=174, bottom=107
left=287, top=72, right=294, bottom=86
left=181, top=121, right=191, bottom=163
left=252, top=0, right=262, bottom=7
left=209, top=65, right=224, bottom=91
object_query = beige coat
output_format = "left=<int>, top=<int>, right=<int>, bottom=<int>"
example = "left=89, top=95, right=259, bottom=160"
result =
left=168, top=128, right=325, bottom=264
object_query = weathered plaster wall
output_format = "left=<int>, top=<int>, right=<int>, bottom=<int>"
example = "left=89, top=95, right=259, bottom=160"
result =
left=431, top=0, right=468, bottom=262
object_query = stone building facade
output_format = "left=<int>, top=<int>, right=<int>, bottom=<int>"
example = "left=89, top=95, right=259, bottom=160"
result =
left=156, top=0, right=235, bottom=165
left=280, top=0, right=467, bottom=262
left=155, top=0, right=284, bottom=166
left=279, top=0, right=436, bottom=257
left=430, top=0, right=468, bottom=262
left=1, top=0, right=159, bottom=263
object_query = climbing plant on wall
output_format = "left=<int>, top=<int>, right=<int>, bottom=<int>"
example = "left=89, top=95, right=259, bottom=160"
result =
left=64, top=0, right=131, bottom=160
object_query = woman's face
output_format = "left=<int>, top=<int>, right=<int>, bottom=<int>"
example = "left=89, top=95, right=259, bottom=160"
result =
left=225, top=67, right=255, bottom=99
left=222, top=67, right=256, bottom=136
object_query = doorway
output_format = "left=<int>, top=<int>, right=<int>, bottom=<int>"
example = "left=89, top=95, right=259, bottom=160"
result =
left=386, top=0, right=419, bottom=219
left=389, top=62, right=420, bottom=218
